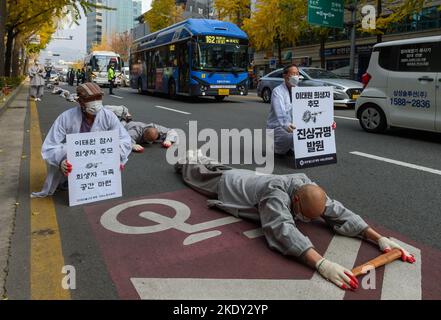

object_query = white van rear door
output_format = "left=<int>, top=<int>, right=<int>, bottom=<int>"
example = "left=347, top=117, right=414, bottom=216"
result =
left=387, top=42, right=438, bottom=131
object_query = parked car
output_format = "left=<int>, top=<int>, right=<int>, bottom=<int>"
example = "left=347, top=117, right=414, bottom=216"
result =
left=257, top=67, right=364, bottom=108
left=48, top=70, right=59, bottom=83
left=355, top=35, right=441, bottom=133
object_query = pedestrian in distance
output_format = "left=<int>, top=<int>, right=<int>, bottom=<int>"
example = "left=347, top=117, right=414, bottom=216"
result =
left=29, top=60, right=45, bottom=102
left=108, top=64, right=116, bottom=95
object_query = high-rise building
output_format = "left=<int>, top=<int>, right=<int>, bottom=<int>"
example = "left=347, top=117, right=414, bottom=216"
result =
left=179, top=0, right=216, bottom=19
left=86, top=0, right=104, bottom=53
left=86, top=0, right=142, bottom=52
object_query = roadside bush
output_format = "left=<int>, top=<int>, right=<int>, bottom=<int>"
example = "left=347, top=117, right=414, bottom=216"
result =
left=0, top=76, right=25, bottom=90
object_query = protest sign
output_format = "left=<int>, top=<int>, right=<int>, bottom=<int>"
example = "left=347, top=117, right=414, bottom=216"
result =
left=66, top=130, right=122, bottom=206
left=292, top=86, right=337, bottom=169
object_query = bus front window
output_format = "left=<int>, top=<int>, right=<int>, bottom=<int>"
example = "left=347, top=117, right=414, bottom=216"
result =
left=194, top=43, right=248, bottom=73
left=92, top=56, right=122, bottom=72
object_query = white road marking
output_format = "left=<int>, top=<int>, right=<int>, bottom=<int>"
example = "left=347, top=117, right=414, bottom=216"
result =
left=100, top=199, right=241, bottom=235
left=350, top=151, right=441, bottom=176
left=110, top=95, right=123, bottom=99
left=243, top=228, right=264, bottom=239
left=153, top=105, right=191, bottom=115
left=334, top=116, right=358, bottom=121
left=381, top=238, right=422, bottom=300
left=183, top=231, right=222, bottom=246
left=131, top=235, right=362, bottom=300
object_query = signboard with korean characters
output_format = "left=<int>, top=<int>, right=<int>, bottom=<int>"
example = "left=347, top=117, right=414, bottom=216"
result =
left=66, top=130, right=122, bottom=206
left=292, top=86, right=337, bottom=169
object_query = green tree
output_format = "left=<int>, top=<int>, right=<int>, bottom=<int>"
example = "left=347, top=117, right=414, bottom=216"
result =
left=359, top=0, right=428, bottom=43
left=144, top=0, right=184, bottom=33
left=214, top=0, right=251, bottom=27
left=0, top=0, right=6, bottom=76
left=3, top=0, right=110, bottom=76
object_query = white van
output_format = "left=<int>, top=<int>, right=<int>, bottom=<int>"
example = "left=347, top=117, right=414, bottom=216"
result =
left=355, top=36, right=441, bottom=133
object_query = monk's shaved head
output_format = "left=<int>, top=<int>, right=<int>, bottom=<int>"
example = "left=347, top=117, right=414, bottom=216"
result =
left=143, top=127, right=159, bottom=142
left=293, top=184, right=327, bottom=219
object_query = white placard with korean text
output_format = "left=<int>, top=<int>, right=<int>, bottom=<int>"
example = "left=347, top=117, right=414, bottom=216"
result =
left=66, top=130, right=122, bottom=206
left=292, top=86, right=337, bottom=169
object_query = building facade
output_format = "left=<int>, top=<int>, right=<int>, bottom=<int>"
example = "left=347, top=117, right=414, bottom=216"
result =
left=87, top=0, right=142, bottom=52
left=252, top=1, right=441, bottom=81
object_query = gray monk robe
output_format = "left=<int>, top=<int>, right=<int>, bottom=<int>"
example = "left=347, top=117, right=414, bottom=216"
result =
left=177, top=162, right=369, bottom=258
left=124, top=121, right=178, bottom=145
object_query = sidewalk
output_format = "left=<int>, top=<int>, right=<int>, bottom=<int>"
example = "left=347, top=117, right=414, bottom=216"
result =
left=0, top=82, right=28, bottom=298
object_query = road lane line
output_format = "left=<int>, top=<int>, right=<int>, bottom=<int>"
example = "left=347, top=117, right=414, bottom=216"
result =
left=30, top=100, right=70, bottom=300
left=381, top=238, right=422, bottom=300
left=110, top=95, right=123, bottom=99
left=153, top=105, right=191, bottom=115
left=131, top=235, right=362, bottom=300
left=350, top=151, right=441, bottom=176
left=334, top=116, right=357, bottom=121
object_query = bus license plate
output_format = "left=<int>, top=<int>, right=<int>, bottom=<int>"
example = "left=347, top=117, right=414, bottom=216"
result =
left=218, top=89, right=229, bottom=96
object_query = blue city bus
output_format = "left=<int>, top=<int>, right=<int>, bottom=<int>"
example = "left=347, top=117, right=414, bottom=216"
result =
left=129, top=19, right=249, bottom=101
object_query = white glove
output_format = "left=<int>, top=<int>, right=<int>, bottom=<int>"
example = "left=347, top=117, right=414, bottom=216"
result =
left=378, top=237, right=416, bottom=263
left=316, top=258, right=359, bottom=290
left=60, top=159, right=72, bottom=176
left=132, top=144, right=144, bottom=153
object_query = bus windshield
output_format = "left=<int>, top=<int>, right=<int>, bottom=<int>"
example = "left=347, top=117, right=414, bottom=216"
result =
left=91, top=55, right=121, bottom=72
left=193, top=42, right=248, bottom=73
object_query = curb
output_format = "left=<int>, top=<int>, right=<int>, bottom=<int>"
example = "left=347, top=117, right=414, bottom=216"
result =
left=0, top=81, right=27, bottom=118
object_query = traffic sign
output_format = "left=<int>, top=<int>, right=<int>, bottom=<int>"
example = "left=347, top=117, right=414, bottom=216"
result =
left=307, top=0, right=344, bottom=29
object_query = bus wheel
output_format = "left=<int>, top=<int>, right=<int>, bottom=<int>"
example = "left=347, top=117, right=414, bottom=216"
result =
left=215, top=96, right=226, bottom=101
left=168, top=80, right=177, bottom=99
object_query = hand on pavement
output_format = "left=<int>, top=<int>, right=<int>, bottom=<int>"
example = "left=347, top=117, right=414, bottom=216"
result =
left=287, top=123, right=296, bottom=133
left=132, top=144, right=144, bottom=153
left=316, top=258, right=359, bottom=290
left=120, top=164, right=125, bottom=171
left=162, top=140, right=172, bottom=148
left=60, top=159, right=72, bottom=176
left=378, top=237, right=416, bottom=263
left=332, top=121, right=337, bottom=130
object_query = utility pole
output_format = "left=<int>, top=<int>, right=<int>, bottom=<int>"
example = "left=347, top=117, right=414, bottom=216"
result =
left=347, top=0, right=358, bottom=81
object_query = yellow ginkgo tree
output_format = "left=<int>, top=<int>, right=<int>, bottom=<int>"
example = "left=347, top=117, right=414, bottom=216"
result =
left=214, top=0, right=251, bottom=27
left=144, top=0, right=184, bottom=33
left=243, top=0, right=307, bottom=66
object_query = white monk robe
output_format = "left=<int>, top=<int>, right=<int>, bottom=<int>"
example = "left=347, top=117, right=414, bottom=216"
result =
left=31, top=107, right=132, bottom=198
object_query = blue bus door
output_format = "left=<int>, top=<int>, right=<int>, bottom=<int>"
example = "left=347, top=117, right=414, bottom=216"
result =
left=147, top=51, right=155, bottom=90
left=177, top=42, right=190, bottom=93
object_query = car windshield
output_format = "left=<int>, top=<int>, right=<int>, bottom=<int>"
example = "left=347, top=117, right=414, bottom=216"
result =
left=92, top=55, right=121, bottom=72
left=303, top=68, right=340, bottom=79
left=193, top=42, right=248, bottom=73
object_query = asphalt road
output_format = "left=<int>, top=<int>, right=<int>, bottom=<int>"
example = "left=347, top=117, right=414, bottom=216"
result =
left=6, top=83, right=441, bottom=299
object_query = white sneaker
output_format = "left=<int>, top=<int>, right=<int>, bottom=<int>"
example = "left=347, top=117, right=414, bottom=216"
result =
left=37, top=98, right=42, bottom=101
left=34, top=98, right=38, bottom=101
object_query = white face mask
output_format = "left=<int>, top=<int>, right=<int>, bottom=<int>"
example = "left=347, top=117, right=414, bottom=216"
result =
left=289, top=75, right=300, bottom=87
left=84, top=100, right=103, bottom=115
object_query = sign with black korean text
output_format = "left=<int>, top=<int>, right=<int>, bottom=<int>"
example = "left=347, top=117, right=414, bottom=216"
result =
left=292, top=86, right=337, bottom=169
left=66, top=130, right=122, bottom=206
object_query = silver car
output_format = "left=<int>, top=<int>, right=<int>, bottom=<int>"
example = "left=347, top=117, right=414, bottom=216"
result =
left=257, top=67, right=363, bottom=107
